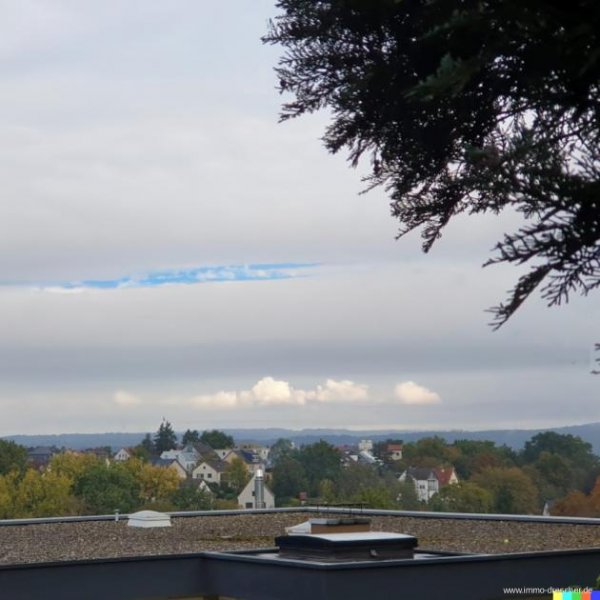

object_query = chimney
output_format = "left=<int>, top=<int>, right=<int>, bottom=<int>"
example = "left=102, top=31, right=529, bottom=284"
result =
left=254, top=469, right=265, bottom=509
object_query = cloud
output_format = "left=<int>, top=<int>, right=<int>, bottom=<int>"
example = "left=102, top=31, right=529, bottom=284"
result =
left=394, top=381, right=441, bottom=405
left=313, top=379, right=369, bottom=403
left=113, top=390, right=142, bottom=407
left=187, top=377, right=370, bottom=410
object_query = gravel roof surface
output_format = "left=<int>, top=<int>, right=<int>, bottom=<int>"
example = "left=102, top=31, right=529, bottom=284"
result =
left=1, top=512, right=599, bottom=565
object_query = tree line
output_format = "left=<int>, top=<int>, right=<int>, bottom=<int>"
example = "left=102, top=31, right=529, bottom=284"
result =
left=270, top=432, right=600, bottom=515
left=1, top=429, right=600, bottom=517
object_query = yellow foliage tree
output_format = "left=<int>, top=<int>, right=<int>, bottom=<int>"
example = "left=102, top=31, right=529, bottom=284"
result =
left=136, top=462, right=180, bottom=505
left=49, top=451, right=101, bottom=482
left=0, top=471, right=20, bottom=518
left=14, top=469, right=79, bottom=517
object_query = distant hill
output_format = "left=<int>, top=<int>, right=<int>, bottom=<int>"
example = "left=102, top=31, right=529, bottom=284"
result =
left=5, top=422, right=600, bottom=453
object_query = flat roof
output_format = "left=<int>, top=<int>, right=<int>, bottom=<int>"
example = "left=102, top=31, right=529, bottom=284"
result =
left=2, top=509, right=600, bottom=566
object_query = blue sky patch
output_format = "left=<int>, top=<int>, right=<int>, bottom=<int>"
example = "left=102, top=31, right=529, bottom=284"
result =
left=33, top=262, right=319, bottom=291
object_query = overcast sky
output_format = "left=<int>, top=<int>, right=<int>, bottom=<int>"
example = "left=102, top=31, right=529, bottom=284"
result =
left=1, top=1, right=598, bottom=436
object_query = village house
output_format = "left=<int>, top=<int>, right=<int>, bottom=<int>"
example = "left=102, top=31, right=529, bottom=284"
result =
left=150, top=457, right=187, bottom=480
left=399, top=466, right=459, bottom=502
left=113, top=447, right=133, bottom=462
left=237, top=472, right=275, bottom=509
left=192, top=459, right=228, bottom=485
left=160, top=444, right=200, bottom=474
left=386, top=443, right=403, bottom=461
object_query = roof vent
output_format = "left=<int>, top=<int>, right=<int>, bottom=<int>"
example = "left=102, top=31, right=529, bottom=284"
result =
left=128, top=510, right=172, bottom=528
left=276, top=532, right=417, bottom=561
left=285, top=518, right=371, bottom=535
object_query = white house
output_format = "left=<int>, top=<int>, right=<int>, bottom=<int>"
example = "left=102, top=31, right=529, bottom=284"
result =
left=160, top=445, right=200, bottom=473
left=358, top=439, right=373, bottom=453
left=386, top=444, right=403, bottom=461
left=113, top=448, right=133, bottom=462
left=399, top=466, right=459, bottom=502
left=237, top=473, right=275, bottom=510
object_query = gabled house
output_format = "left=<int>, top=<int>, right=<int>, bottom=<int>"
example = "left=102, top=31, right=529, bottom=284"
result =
left=160, top=445, right=200, bottom=474
left=192, top=459, right=228, bottom=485
left=214, top=449, right=233, bottom=461
left=230, top=449, right=264, bottom=474
left=386, top=444, right=403, bottom=461
left=114, top=448, right=133, bottom=462
left=238, top=444, right=270, bottom=463
left=434, top=466, right=459, bottom=487
left=238, top=472, right=275, bottom=509
left=399, top=466, right=459, bottom=502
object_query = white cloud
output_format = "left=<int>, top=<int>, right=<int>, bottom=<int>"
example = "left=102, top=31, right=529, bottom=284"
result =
left=313, top=379, right=369, bottom=403
left=394, top=381, right=441, bottom=405
left=189, top=391, right=238, bottom=410
left=113, top=390, right=142, bottom=407
left=185, top=377, right=370, bottom=410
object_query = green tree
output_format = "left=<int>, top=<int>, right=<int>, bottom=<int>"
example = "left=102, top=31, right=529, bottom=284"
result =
left=173, top=482, right=214, bottom=511
left=472, top=467, right=539, bottom=514
left=272, top=455, right=308, bottom=503
left=140, top=433, right=155, bottom=456
left=200, top=430, right=234, bottom=450
left=396, top=480, right=420, bottom=511
left=452, top=439, right=516, bottom=480
left=429, top=482, right=494, bottom=513
left=521, top=432, right=599, bottom=493
left=0, top=440, right=28, bottom=476
left=182, top=429, right=201, bottom=446
left=521, top=432, right=597, bottom=466
left=75, top=463, right=140, bottom=514
left=223, top=457, right=250, bottom=494
left=264, top=1, right=600, bottom=329
left=269, top=438, right=295, bottom=466
left=297, top=440, right=342, bottom=496
left=154, top=420, right=177, bottom=455
left=524, top=451, right=577, bottom=503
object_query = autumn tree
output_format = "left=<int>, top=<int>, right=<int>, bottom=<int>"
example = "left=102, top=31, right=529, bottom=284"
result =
left=264, top=0, right=600, bottom=330
left=48, top=452, right=100, bottom=483
left=123, top=459, right=180, bottom=506
left=14, top=469, right=78, bottom=518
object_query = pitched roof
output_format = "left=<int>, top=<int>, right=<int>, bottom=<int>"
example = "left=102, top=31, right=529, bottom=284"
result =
left=151, top=457, right=184, bottom=469
left=404, top=467, right=437, bottom=481
left=197, top=458, right=228, bottom=472
left=434, top=467, right=457, bottom=486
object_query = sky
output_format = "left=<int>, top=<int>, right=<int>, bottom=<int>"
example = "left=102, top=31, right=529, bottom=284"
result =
left=0, top=1, right=598, bottom=436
